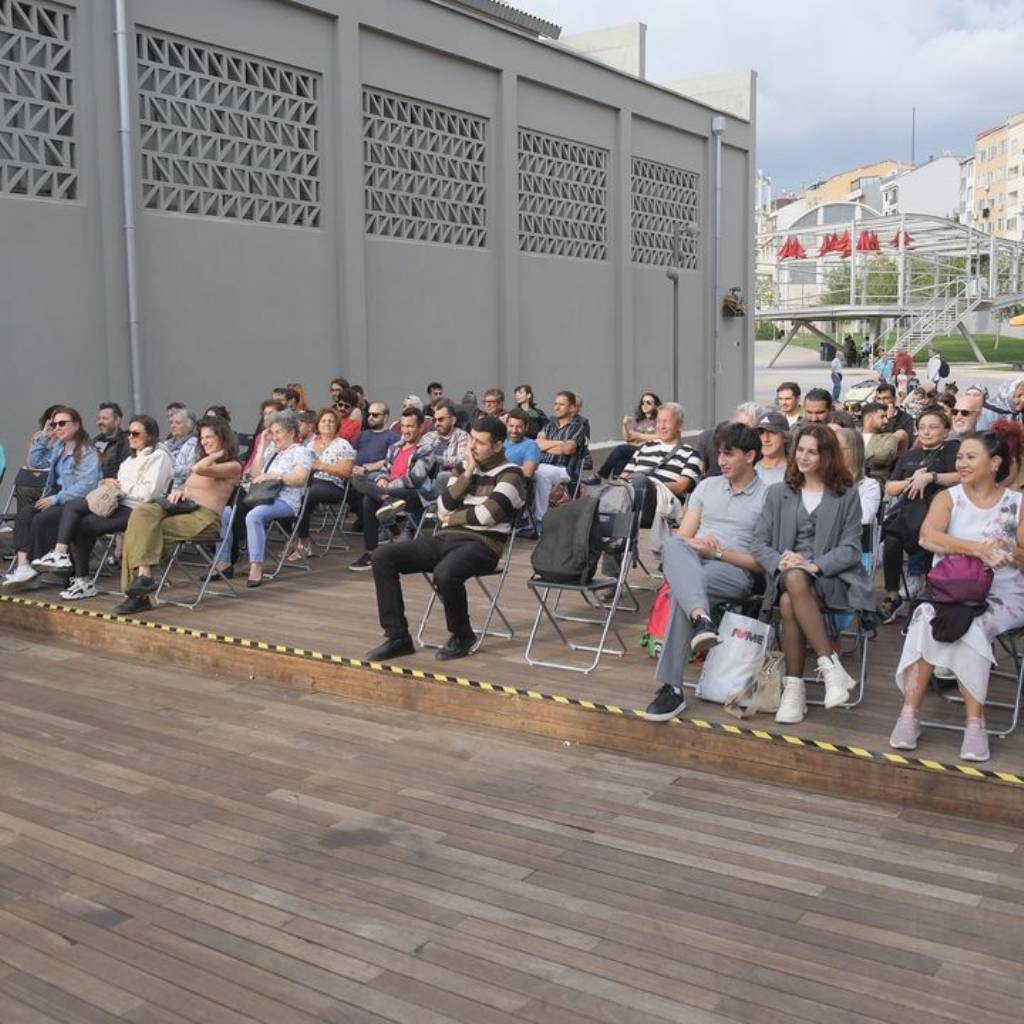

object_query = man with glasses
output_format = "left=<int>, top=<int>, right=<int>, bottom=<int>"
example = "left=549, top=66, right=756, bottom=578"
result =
left=950, top=401, right=981, bottom=436
left=352, top=403, right=398, bottom=474
left=480, top=389, right=505, bottom=420
left=332, top=387, right=362, bottom=443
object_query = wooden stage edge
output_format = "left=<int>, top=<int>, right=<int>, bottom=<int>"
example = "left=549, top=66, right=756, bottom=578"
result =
left=3, top=593, right=1023, bottom=828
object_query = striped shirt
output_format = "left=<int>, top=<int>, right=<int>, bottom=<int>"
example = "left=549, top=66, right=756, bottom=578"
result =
left=623, top=439, right=704, bottom=487
left=438, top=457, right=527, bottom=554
left=539, top=415, right=587, bottom=469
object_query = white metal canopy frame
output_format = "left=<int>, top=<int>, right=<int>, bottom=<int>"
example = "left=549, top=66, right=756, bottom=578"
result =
left=756, top=211, right=1024, bottom=366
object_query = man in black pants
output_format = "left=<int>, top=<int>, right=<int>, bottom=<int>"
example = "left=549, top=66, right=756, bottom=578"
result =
left=366, top=416, right=526, bottom=662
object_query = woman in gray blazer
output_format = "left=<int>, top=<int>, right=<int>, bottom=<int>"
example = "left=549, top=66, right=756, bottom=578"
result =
left=751, top=424, right=875, bottom=725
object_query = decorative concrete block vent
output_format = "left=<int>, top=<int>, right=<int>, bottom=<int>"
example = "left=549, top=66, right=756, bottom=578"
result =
left=362, top=86, right=488, bottom=248
left=518, top=127, right=608, bottom=260
left=0, top=0, right=77, bottom=200
left=135, top=29, right=321, bottom=227
left=631, top=156, right=700, bottom=269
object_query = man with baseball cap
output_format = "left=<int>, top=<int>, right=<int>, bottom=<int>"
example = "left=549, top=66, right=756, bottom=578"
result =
left=754, top=410, right=788, bottom=485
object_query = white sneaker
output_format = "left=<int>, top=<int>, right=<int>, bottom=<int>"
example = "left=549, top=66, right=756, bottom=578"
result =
left=60, top=576, right=97, bottom=601
left=819, top=654, right=856, bottom=709
left=32, top=549, right=72, bottom=571
left=0, top=523, right=12, bottom=534
left=775, top=676, right=807, bottom=724
left=2, top=564, right=38, bottom=590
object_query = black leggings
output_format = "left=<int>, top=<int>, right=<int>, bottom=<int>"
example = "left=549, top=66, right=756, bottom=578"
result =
left=56, top=498, right=132, bottom=576
left=13, top=504, right=63, bottom=560
left=297, top=480, right=348, bottom=539
left=597, top=443, right=638, bottom=479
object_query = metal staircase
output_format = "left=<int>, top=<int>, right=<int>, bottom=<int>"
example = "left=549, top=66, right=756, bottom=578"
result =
left=895, top=287, right=982, bottom=358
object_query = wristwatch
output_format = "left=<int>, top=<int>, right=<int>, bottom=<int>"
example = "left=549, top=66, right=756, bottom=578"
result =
left=931, top=471, right=938, bottom=485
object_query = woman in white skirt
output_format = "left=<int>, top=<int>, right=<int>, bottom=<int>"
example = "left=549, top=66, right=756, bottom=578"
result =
left=890, top=431, right=1024, bottom=762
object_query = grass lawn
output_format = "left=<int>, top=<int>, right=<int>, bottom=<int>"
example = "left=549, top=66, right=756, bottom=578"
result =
left=776, top=332, right=1024, bottom=364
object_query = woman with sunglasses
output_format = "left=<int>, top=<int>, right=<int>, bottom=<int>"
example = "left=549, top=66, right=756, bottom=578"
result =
left=3, top=407, right=101, bottom=590
left=29, top=416, right=173, bottom=599
left=597, top=392, right=662, bottom=480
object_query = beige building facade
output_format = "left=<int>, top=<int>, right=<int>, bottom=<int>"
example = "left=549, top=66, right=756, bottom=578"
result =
left=974, top=112, right=1024, bottom=240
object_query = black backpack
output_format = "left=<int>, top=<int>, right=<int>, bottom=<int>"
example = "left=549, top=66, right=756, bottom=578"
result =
left=938, top=357, right=950, bottom=379
left=531, top=496, right=602, bottom=584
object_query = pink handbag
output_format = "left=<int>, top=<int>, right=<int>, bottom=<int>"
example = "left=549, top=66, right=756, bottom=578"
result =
left=925, top=555, right=993, bottom=605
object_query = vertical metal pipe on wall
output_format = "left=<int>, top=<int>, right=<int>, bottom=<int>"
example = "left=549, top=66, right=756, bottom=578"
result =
left=115, top=0, right=143, bottom=413
left=710, top=115, right=724, bottom=424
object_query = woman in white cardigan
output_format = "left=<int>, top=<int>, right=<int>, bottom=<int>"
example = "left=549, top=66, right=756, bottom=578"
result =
left=32, top=415, right=173, bottom=599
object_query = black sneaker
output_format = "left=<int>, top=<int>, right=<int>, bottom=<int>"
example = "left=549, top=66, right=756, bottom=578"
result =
left=365, top=635, right=415, bottom=661
left=114, top=595, right=152, bottom=615
left=436, top=633, right=477, bottom=661
left=126, top=573, right=159, bottom=596
left=644, top=684, right=686, bottom=722
left=689, top=615, right=720, bottom=656
left=349, top=552, right=374, bottom=572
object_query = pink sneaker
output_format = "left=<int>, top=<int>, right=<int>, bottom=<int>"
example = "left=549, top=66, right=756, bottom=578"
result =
left=888, top=709, right=920, bottom=750
left=959, top=719, right=990, bottom=762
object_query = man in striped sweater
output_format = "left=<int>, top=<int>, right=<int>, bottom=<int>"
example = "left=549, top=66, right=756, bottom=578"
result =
left=367, top=415, right=526, bottom=662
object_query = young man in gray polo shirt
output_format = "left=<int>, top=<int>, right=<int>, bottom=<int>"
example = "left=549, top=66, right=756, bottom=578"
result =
left=645, top=423, right=769, bottom=721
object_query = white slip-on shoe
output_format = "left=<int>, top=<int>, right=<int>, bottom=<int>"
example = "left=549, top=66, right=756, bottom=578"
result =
left=775, top=676, right=807, bottom=724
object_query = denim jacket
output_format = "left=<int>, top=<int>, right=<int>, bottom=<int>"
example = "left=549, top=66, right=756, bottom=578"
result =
left=28, top=436, right=101, bottom=504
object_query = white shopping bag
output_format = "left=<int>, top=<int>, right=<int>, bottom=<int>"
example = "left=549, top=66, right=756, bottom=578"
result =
left=696, top=611, right=774, bottom=704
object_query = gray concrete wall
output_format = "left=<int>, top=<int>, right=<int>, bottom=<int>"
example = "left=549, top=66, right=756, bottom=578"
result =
left=0, top=0, right=754, bottom=471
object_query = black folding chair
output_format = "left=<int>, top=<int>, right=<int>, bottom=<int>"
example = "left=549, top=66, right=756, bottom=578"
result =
left=524, top=509, right=637, bottom=674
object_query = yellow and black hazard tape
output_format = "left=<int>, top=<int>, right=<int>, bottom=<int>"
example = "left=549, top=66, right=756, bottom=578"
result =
left=3, top=592, right=1023, bottom=788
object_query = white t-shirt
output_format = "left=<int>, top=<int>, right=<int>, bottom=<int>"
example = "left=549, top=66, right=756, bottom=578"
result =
left=801, top=488, right=824, bottom=513
left=927, top=355, right=942, bottom=382
left=830, top=357, right=842, bottom=376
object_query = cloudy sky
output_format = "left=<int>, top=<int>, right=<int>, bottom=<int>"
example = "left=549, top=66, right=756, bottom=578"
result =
left=525, top=0, right=1024, bottom=192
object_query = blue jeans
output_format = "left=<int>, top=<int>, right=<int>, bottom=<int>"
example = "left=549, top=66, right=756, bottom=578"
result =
left=215, top=498, right=294, bottom=564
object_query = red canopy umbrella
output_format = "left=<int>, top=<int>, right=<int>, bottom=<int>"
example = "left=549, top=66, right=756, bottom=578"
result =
left=856, top=230, right=880, bottom=252
left=776, top=234, right=807, bottom=260
left=817, top=232, right=837, bottom=257
left=836, top=230, right=852, bottom=258
left=890, top=231, right=914, bottom=249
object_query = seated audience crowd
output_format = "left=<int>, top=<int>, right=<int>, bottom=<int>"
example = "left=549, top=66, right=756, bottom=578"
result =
left=6, top=359, right=1024, bottom=764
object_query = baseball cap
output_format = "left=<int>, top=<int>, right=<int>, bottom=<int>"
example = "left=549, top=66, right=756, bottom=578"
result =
left=756, top=411, right=789, bottom=434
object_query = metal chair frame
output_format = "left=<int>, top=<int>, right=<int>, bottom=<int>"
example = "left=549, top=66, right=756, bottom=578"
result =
left=154, top=496, right=240, bottom=610
left=265, top=486, right=313, bottom=579
left=920, top=630, right=1024, bottom=740
left=415, top=512, right=522, bottom=654
left=308, top=479, right=352, bottom=555
left=524, top=510, right=637, bottom=674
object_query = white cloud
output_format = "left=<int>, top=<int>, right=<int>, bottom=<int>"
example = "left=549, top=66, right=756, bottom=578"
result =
left=525, top=0, right=1024, bottom=188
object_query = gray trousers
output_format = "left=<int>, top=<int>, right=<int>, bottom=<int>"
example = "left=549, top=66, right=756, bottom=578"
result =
left=655, top=536, right=754, bottom=688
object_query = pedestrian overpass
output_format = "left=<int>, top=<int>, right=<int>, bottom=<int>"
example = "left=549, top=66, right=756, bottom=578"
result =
left=756, top=212, right=1024, bottom=367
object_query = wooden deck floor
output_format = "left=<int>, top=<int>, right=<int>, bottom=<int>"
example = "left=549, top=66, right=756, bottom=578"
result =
left=0, top=634, right=1022, bottom=1024
left=8, top=530, right=1021, bottom=777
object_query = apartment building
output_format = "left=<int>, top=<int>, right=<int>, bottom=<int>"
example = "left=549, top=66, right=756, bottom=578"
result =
left=974, top=112, right=1024, bottom=239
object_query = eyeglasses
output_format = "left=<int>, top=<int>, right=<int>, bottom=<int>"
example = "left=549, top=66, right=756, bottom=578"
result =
left=368, top=411, right=386, bottom=418
left=52, top=419, right=72, bottom=427
left=336, top=402, right=352, bottom=411
left=128, top=429, right=144, bottom=438
left=952, top=409, right=973, bottom=416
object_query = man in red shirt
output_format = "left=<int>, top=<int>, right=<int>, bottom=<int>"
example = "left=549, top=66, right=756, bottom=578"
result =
left=349, top=408, right=426, bottom=570
left=333, top=387, right=362, bottom=443
left=893, top=345, right=914, bottom=379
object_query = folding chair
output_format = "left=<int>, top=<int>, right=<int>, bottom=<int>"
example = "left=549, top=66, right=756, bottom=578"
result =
left=920, top=628, right=1024, bottom=740
left=307, top=480, right=352, bottom=556
left=154, top=495, right=240, bottom=610
left=415, top=514, right=522, bottom=654
left=236, top=433, right=255, bottom=464
left=266, top=486, right=313, bottom=579
left=1, top=467, right=49, bottom=566
left=524, top=509, right=637, bottom=674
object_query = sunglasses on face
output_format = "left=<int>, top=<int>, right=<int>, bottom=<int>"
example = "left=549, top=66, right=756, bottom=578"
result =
left=336, top=402, right=352, bottom=411
left=952, top=409, right=973, bottom=416
left=52, top=419, right=72, bottom=427
left=128, top=429, right=144, bottom=438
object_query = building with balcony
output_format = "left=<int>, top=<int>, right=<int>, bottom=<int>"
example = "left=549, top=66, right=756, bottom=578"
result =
left=974, top=112, right=1024, bottom=240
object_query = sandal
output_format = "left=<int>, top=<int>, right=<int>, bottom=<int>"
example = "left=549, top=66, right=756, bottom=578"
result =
left=286, top=542, right=312, bottom=563
left=879, top=594, right=902, bottom=624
